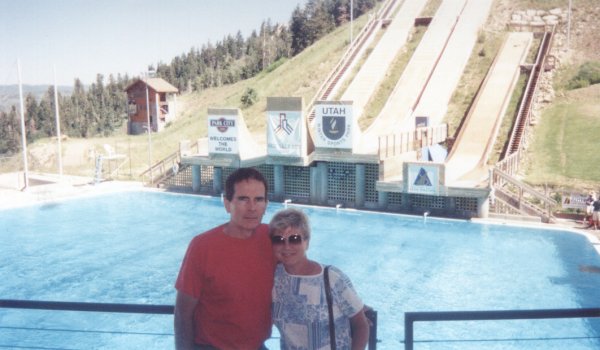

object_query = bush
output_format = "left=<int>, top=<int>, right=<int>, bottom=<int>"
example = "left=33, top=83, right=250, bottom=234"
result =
left=567, top=61, right=600, bottom=89
left=240, top=87, right=258, bottom=108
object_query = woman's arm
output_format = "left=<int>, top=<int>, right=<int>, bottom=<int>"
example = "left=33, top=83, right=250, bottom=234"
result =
left=349, top=308, right=370, bottom=350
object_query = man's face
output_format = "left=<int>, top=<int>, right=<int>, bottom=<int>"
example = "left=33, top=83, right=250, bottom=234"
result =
left=224, top=179, right=267, bottom=235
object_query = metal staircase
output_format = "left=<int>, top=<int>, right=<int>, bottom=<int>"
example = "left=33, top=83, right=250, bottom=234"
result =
left=505, top=27, right=555, bottom=157
left=490, top=27, right=557, bottom=223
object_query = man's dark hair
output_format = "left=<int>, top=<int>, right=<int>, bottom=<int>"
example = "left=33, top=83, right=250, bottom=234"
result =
left=225, top=168, right=268, bottom=201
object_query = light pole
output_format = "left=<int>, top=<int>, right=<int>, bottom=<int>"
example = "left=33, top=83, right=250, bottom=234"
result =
left=53, top=66, right=63, bottom=178
left=145, top=70, right=153, bottom=183
left=567, top=0, right=572, bottom=50
left=350, top=0, right=354, bottom=46
left=17, top=59, right=29, bottom=189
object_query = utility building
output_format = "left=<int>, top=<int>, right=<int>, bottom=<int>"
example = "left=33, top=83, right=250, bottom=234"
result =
left=125, top=78, right=179, bottom=135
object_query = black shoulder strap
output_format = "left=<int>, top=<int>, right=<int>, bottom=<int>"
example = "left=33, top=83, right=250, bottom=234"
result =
left=324, top=265, right=336, bottom=350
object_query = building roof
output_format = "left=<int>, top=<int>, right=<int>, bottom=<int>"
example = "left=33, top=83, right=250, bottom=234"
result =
left=126, top=77, right=179, bottom=93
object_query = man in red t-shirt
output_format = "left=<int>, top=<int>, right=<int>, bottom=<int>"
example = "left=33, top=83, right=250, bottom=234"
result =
left=175, top=168, right=275, bottom=350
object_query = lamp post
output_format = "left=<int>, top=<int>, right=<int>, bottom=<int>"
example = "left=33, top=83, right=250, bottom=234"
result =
left=145, top=69, right=153, bottom=183
left=17, top=59, right=29, bottom=189
left=53, top=66, right=63, bottom=178
left=567, top=0, right=572, bottom=50
left=350, top=0, right=354, bottom=46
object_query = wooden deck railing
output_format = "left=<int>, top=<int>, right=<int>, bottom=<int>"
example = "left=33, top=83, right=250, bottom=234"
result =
left=490, top=166, right=557, bottom=222
left=378, top=124, right=448, bottom=159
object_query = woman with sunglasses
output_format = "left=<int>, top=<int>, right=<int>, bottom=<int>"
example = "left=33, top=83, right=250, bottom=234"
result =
left=269, top=208, right=369, bottom=350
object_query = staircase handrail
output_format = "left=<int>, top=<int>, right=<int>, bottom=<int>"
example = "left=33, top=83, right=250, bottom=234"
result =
left=505, top=26, right=555, bottom=156
left=140, top=140, right=198, bottom=185
left=491, top=166, right=557, bottom=222
left=496, top=143, right=522, bottom=176
left=494, top=186, right=551, bottom=220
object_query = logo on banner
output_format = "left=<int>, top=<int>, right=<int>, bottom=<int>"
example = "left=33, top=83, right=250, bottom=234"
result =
left=414, top=168, right=432, bottom=186
left=210, top=118, right=235, bottom=133
left=407, top=164, right=439, bottom=195
left=322, top=116, right=346, bottom=141
left=267, top=110, right=302, bottom=157
left=315, top=104, right=353, bottom=149
left=275, top=113, right=294, bottom=135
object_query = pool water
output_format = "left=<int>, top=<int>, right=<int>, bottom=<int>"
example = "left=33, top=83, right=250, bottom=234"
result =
left=1, top=190, right=599, bottom=349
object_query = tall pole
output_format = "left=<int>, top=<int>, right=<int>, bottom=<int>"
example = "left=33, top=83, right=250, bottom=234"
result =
left=17, top=59, right=29, bottom=190
left=53, top=66, right=63, bottom=177
left=350, top=0, right=354, bottom=46
left=145, top=74, right=153, bottom=184
left=567, top=0, right=572, bottom=50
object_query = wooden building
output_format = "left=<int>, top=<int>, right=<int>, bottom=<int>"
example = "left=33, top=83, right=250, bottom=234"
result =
left=125, top=78, right=179, bottom=135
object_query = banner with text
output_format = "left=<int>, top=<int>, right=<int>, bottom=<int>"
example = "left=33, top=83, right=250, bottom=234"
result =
left=208, top=115, right=239, bottom=154
left=314, top=102, right=354, bottom=149
left=267, top=111, right=303, bottom=157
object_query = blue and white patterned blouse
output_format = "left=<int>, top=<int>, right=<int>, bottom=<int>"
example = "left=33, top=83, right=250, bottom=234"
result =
left=272, top=263, right=364, bottom=350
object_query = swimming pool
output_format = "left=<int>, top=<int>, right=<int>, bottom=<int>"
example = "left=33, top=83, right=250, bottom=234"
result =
left=1, top=190, right=599, bottom=349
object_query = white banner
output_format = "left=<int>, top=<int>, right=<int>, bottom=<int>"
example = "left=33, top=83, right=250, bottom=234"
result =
left=561, top=193, right=588, bottom=209
left=208, top=116, right=238, bottom=154
left=407, top=164, right=439, bottom=195
left=267, top=111, right=303, bottom=157
left=314, top=103, right=353, bottom=149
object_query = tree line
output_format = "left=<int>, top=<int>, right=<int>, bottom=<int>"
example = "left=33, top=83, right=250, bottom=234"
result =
left=0, top=0, right=382, bottom=156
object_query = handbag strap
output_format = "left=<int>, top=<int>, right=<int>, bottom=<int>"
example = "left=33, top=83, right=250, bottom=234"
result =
left=324, top=265, right=336, bottom=350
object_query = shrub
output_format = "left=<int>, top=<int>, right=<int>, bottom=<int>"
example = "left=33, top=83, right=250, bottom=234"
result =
left=240, top=87, right=258, bottom=108
left=567, top=61, right=600, bottom=89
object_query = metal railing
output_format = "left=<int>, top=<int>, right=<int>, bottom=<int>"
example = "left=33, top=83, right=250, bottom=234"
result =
left=404, top=308, right=600, bottom=350
left=140, top=141, right=197, bottom=186
left=490, top=166, right=557, bottom=222
left=1, top=299, right=379, bottom=349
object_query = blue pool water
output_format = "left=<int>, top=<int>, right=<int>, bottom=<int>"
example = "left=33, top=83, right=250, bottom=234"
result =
left=1, top=190, right=599, bottom=349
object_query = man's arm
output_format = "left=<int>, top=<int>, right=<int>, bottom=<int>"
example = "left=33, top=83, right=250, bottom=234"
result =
left=174, top=291, right=198, bottom=350
left=349, top=309, right=370, bottom=350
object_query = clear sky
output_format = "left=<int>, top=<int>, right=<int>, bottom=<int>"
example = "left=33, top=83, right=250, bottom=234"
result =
left=0, top=0, right=305, bottom=86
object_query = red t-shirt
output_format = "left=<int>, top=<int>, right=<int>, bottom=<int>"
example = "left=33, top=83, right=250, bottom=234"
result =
left=175, top=224, right=275, bottom=349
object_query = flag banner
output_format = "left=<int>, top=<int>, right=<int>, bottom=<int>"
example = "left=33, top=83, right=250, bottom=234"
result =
left=208, top=115, right=238, bottom=154
left=314, top=102, right=353, bottom=149
left=267, top=111, right=303, bottom=157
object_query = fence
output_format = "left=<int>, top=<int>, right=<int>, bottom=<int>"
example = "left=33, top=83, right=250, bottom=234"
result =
left=404, top=308, right=600, bottom=350
left=1, top=299, right=379, bottom=349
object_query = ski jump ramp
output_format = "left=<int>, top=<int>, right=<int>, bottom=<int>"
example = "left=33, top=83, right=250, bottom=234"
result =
left=444, top=32, right=533, bottom=186
left=340, top=0, right=428, bottom=122
left=357, top=0, right=469, bottom=155
left=409, top=0, right=493, bottom=127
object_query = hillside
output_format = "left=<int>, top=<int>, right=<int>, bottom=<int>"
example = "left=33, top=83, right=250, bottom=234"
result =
left=5, top=0, right=600, bottom=193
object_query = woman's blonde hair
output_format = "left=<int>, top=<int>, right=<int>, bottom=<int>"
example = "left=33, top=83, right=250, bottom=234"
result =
left=269, top=208, right=311, bottom=240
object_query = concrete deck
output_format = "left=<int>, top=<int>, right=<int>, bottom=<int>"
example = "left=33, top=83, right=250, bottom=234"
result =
left=0, top=172, right=143, bottom=210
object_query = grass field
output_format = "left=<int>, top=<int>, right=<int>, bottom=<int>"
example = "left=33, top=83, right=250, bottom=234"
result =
left=526, top=84, right=600, bottom=190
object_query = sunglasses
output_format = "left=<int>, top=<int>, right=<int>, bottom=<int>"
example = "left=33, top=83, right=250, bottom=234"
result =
left=271, top=234, right=304, bottom=245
